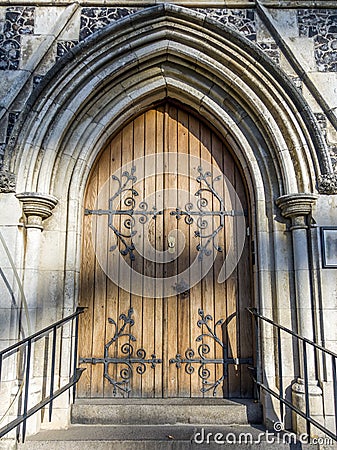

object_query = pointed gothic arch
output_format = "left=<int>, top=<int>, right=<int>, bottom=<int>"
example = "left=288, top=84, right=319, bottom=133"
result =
left=5, top=3, right=330, bottom=200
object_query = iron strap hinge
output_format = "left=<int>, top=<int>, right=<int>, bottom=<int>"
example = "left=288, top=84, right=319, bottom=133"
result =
left=169, top=356, right=252, bottom=366
left=83, top=166, right=247, bottom=262
left=80, top=356, right=162, bottom=367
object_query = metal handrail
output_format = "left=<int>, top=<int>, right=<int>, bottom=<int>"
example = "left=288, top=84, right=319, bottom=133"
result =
left=248, top=308, right=337, bottom=358
left=0, top=307, right=85, bottom=442
left=248, top=307, right=337, bottom=442
left=0, top=308, right=85, bottom=359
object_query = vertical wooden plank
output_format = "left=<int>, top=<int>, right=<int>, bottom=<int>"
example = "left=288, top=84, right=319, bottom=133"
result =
left=129, top=113, right=145, bottom=398
left=104, top=133, right=122, bottom=397
left=211, top=135, right=228, bottom=398
left=188, top=113, right=202, bottom=398
left=161, top=106, right=169, bottom=399
left=162, top=106, right=169, bottom=398
left=165, top=105, right=179, bottom=397
left=78, top=163, right=98, bottom=398
left=142, top=109, right=157, bottom=397
left=154, top=106, right=165, bottom=398
left=91, top=143, right=110, bottom=397
left=177, top=109, right=190, bottom=397
left=223, top=143, right=240, bottom=398
left=115, top=121, right=134, bottom=398
left=200, top=124, right=215, bottom=398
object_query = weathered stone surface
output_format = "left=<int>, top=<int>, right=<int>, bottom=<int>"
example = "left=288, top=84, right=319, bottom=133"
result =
left=268, top=9, right=299, bottom=39
left=71, top=399, right=263, bottom=426
left=16, top=422, right=324, bottom=450
left=0, top=6, right=34, bottom=70
left=80, top=7, right=140, bottom=41
left=318, top=172, right=337, bottom=194
left=0, top=169, right=15, bottom=193
left=298, top=9, right=337, bottom=72
left=34, top=7, right=64, bottom=35
left=285, top=36, right=317, bottom=72
left=196, top=8, right=256, bottom=40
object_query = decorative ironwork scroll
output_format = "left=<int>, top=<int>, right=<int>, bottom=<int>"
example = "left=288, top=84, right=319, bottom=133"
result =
left=84, top=165, right=244, bottom=262
left=169, top=309, right=252, bottom=396
left=170, top=166, right=244, bottom=260
left=85, top=167, right=162, bottom=261
left=80, top=308, right=162, bottom=395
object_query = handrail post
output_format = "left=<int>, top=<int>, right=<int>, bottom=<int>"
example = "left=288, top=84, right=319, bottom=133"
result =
left=21, top=340, right=32, bottom=443
left=48, top=326, right=57, bottom=422
left=303, top=341, right=311, bottom=438
left=253, top=308, right=260, bottom=401
left=277, top=327, right=284, bottom=425
left=73, top=307, right=84, bottom=402
left=332, top=356, right=337, bottom=438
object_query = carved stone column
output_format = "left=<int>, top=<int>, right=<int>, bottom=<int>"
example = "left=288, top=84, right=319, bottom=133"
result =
left=15, top=193, right=58, bottom=433
left=15, top=192, right=58, bottom=328
left=276, top=193, right=322, bottom=435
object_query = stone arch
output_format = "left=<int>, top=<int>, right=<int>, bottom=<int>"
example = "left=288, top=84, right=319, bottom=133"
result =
left=5, top=3, right=330, bottom=201
left=4, top=3, right=328, bottom=328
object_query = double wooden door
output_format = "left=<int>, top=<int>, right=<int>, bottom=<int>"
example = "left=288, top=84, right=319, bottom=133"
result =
left=78, top=103, right=253, bottom=399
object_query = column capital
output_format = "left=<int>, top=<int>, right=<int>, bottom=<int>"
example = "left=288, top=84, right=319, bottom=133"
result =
left=15, top=192, right=58, bottom=230
left=276, top=193, right=318, bottom=220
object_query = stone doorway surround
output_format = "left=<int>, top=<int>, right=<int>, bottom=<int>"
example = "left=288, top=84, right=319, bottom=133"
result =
left=1, top=4, right=334, bottom=437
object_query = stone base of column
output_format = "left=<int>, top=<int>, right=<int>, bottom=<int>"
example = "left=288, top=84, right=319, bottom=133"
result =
left=291, top=377, right=323, bottom=438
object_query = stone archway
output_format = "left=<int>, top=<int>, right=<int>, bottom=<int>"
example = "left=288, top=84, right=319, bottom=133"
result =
left=5, top=3, right=329, bottom=426
left=5, top=5, right=328, bottom=197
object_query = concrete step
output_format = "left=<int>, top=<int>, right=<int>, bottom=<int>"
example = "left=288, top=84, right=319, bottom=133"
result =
left=17, top=424, right=321, bottom=449
left=71, top=398, right=262, bottom=425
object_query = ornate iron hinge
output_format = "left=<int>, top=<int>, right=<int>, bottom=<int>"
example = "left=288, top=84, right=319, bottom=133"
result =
left=80, top=308, right=162, bottom=395
left=85, top=166, right=162, bottom=261
left=170, top=166, right=245, bottom=260
left=169, top=309, right=252, bottom=396
left=84, top=165, right=245, bottom=262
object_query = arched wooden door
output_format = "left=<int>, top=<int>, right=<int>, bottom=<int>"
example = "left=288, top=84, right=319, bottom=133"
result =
left=78, top=103, right=253, bottom=399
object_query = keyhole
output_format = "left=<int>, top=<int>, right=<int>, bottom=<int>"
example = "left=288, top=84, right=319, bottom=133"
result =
left=168, top=236, right=175, bottom=253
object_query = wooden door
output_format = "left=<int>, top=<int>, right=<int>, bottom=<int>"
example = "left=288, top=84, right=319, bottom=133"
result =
left=78, top=103, right=253, bottom=399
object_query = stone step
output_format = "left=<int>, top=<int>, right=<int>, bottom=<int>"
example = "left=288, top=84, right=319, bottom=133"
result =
left=71, top=398, right=262, bottom=425
left=18, top=424, right=319, bottom=449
